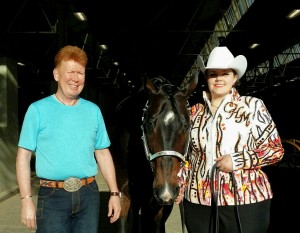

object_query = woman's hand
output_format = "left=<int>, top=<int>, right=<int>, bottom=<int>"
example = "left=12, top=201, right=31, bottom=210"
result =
left=215, top=154, right=233, bottom=172
left=174, top=186, right=185, bottom=205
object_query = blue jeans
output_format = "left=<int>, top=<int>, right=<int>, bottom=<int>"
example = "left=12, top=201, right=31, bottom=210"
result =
left=36, top=180, right=100, bottom=233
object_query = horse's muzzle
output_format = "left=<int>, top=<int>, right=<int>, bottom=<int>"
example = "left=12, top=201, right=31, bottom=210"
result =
left=153, top=185, right=179, bottom=205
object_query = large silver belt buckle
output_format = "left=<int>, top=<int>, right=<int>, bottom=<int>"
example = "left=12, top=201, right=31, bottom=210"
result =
left=63, top=177, right=82, bottom=192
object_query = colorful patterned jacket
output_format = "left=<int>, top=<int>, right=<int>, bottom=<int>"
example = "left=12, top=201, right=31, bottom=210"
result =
left=184, top=88, right=284, bottom=206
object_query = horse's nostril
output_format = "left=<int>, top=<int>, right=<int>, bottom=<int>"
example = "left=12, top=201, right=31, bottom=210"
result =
left=153, top=188, right=159, bottom=198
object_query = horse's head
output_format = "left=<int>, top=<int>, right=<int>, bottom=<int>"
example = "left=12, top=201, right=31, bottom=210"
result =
left=141, top=74, right=198, bottom=205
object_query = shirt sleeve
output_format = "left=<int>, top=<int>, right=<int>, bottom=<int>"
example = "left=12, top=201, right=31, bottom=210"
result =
left=94, top=107, right=111, bottom=149
left=18, top=104, right=39, bottom=151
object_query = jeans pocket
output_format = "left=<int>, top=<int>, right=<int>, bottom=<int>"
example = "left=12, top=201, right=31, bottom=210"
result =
left=38, top=186, right=56, bottom=198
left=36, top=199, right=43, bottom=220
left=87, top=180, right=99, bottom=192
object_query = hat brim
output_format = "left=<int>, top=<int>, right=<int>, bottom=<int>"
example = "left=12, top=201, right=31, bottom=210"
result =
left=198, top=54, right=247, bottom=79
left=229, top=55, right=247, bottom=79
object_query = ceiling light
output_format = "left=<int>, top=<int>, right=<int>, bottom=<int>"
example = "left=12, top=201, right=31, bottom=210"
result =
left=17, top=62, right=25, bottom=66
left=249, top=43, right=260, bottom=49
left=74, top=12, right=87, bottom=21
left=287, top=9, right=300, bottom=19
left=99, top=44, right=108, bottom=50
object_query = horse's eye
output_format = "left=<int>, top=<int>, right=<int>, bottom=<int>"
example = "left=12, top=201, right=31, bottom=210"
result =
left=143, top=118, right=155, bottom=132
left=186, top=124, right=191, bottom=132
left=184, top=123, right=191, bottom=132
left=181, top=117, right=190, bottom=132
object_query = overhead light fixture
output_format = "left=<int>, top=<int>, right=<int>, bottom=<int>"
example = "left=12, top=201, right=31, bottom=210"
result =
left=99, top=44, right=108, bottom=51
left=96, top=44, right=108, bottom=69
left=287, top=9, right=300, bottom=19
left=74, top=12, right=87, bottom=21
left=17, top=62, right=25, bottom=66
left=249, top=43, right=260, bottom=49
left=113, top=61, right=119, bottom=66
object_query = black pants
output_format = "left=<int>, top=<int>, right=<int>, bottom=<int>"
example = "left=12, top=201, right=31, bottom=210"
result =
left=183, top=199, right=271, bottom=233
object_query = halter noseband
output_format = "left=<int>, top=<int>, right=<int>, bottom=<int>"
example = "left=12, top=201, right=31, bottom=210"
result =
left=148, top=150, right=186, bottom=161
left=142, top=128, right=187, bottom=162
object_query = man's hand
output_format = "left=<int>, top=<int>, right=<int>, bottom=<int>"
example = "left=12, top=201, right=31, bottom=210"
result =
left=21, top=199, right=37, bottom=230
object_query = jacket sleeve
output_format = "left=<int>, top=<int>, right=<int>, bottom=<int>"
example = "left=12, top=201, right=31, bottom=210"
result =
left=230, top=98, right=284, bottom=170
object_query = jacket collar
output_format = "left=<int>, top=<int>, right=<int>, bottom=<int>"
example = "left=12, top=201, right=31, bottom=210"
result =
left=202, top=87, right=240, bottom=107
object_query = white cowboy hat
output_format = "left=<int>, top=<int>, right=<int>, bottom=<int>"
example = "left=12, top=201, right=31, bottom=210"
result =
left=198, top=46, right=247, bottom=79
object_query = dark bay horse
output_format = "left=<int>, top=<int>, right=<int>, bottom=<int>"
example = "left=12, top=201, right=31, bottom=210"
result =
left=109, top=74, right=198, bottom=233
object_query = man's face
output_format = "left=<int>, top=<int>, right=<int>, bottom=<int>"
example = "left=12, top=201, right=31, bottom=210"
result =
left=53, top=59, right=85, bottom=98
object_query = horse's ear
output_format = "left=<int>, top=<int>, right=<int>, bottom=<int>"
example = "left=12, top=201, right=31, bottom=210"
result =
left=180, top=73, right=198, bottom=97
left=145, top=77, right=159, bottom=94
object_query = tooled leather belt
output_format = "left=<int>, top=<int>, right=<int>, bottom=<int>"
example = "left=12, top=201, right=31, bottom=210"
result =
left=39, top=176, right=95, bottom=192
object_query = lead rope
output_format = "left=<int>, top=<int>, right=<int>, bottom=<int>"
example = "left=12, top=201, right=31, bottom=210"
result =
left=211, top=163, right=220, bottom=233
left=230, top=172, right=242, bottom=233
left=211, top=164, right=242, bottom=233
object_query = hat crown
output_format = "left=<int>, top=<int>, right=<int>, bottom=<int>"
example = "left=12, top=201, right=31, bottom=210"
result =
left=206, top=47, right=234, bottom=69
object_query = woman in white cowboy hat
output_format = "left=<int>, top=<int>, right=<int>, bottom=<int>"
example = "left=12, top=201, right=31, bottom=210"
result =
left=177, top=46, right=284, bottom=233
